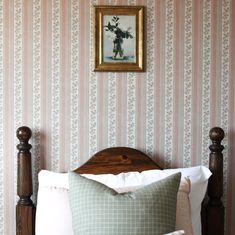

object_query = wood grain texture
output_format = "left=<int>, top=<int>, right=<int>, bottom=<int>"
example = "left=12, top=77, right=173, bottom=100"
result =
left=207, top=127, right=225, bottom=235
left=16, top=126, right=225, bottom=235
left=16, top=205, right=35, bottom=235
left=16, top=126, right=35, bottom=235
left=75, top=147, right=162, bottom=174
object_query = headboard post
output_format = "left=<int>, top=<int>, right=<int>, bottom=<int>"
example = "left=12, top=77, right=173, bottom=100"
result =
left=16, top=126, right=35, bottom=235
left=207, top=127, right=225, bottom=235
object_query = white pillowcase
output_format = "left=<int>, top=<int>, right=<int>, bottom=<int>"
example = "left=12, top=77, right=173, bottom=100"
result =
left=164, top=230, right=185, bottom=235
left=36, top=186, right=74, bottom=235
left=175, top=177, right=193, bottom=234
left=36, top=166, right=211, bottom=235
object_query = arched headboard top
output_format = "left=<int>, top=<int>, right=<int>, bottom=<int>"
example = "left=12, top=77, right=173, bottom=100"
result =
left=74, top=147, right=162, bottom=175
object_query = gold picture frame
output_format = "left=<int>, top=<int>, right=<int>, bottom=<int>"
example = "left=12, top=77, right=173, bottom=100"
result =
left=94, top=6, right=144, bottom=72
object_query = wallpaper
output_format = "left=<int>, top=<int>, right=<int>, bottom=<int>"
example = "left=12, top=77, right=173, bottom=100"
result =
left=0, top=0, right=235, bottom=234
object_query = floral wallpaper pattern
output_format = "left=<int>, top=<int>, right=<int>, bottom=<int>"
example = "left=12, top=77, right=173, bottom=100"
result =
left=0, top=0, right=234, bottom=234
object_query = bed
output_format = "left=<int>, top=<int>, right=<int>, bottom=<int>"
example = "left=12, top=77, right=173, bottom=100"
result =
left=16, top=126, right=225, bottom=235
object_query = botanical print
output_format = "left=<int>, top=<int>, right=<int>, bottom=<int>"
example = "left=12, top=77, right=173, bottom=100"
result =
left=183, top=0, right=193, bottom=167
left=145, top=0, right=155, bottom=157
left=103, top=15, right=136, bottom=62
left=51, top=0, right=60, bottom=172
left=89, top=0, right=98, bottom=156
left=164, top=0, right=174, bottom=168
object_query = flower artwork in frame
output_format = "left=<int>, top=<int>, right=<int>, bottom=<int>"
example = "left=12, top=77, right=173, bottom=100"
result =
left=94, top=6, right=144, bottom=72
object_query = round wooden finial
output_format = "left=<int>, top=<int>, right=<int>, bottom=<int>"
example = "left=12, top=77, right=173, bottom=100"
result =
left=209, top=127, right=225, bottom=143
left=16, top=126, right=32, bottom=152
left=16, top=126, right=32, bottom=142
left=209, top=127, right=225, bottom=153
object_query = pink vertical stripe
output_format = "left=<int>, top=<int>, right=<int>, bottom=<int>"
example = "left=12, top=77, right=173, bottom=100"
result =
left=59, top=0, right=69, bottom=171
left=115, top=7, right=126, bottom=146
left=97, top=73, right=105, bottom=150
left=97, top=0, right=103, bottom=153
left=3, top=1, right=14, bottom=234
left=116, top=73, right=127, bottom=146
left=23, top=0, right=32, bottom=125
left=79, top=0, right=89, bottom=163
left=116, top=74, right=123, bottom=146
left=97, top=0, right=106, bottom=150
left=154, top=0, right=162, bottom=163
left=121, top=75, right=127, bottom=145
left=117, top=0, right=124, bottom=5
left=141, top=73, right=147, bottom=150
left=41, top=0, right=51, bottom=169
left=172, top=0, right=181, bottom=167
left=135, top=73, right=142, bottom=147
left=191, top=0, right=201, bottom=165
left=210, top=0, right=217, bottom=127
left=136, top=0, right=144, bottom=6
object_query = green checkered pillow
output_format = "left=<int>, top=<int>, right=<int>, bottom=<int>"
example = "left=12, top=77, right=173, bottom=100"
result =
left=69, top=172, right=181, bottom=235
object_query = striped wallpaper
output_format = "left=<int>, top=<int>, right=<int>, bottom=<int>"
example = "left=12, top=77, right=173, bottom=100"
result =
left=0, top=0, right=234, bottom=234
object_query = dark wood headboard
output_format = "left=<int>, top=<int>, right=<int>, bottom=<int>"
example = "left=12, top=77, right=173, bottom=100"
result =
left=74, top=147, right=162, bottom=174
left=15, top=126, right=225, bottom=235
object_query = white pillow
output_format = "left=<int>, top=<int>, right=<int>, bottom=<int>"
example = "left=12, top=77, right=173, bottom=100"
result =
left=175, top=177, right=193, bottom=234
left=35, top=171, right=73, bottom=235
left=164, top=230, right=185, bottom=235
left=36, top=166, right=211, bottom=235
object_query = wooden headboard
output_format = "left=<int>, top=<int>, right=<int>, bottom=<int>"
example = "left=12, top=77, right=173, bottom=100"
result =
left=15, top=126, right=225, bottom=235
left=75, top=147, right=162, bottom=174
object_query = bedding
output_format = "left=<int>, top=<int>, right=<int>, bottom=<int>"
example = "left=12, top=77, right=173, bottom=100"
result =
left=16, top=126, right=226, bottom=235
left=68, top=172, right=181, bottom=235
left=98, top=179, right=192, bottom=235
left=164, top=231, right=185, bottom=235
left=36, top=166, right=211, bottom=235
left=84, top=177, right=192, bottom=234
left=139, top=167, right=211, bottom=235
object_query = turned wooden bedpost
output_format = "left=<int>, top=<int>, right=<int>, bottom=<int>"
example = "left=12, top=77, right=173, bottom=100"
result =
left=207, top=127, right=225, bottom=235
left=16, top=126, right=35, bottom=235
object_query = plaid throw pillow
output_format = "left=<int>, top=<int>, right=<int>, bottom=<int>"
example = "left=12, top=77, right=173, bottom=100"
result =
left=69, top=172, right=181, bottom=235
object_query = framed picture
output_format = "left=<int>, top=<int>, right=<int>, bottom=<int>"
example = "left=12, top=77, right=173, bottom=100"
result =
left=94, top=6, right=144, bottom=72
